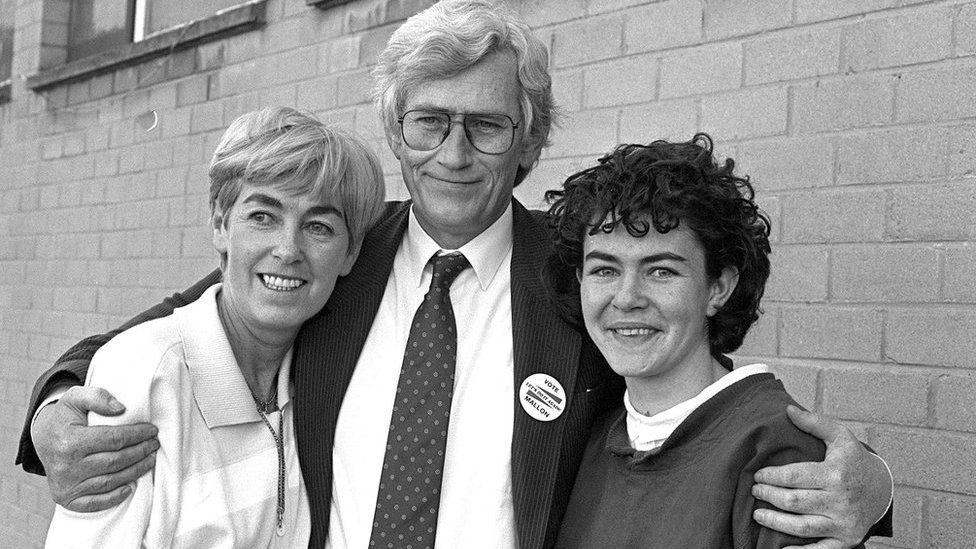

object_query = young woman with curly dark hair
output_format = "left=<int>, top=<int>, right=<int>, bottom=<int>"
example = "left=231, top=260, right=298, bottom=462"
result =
left=546, top=134, right=858, bottom=549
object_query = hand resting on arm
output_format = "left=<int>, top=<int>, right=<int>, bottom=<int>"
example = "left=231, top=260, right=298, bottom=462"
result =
left=32, top=386, right=158, bottom=512
left=20, top=270, right=221, bottom=512
left=752, top=405, right=894, bottom=549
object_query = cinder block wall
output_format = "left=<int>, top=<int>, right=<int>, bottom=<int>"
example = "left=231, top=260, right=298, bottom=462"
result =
left=0, top=0, right=972, bottom=547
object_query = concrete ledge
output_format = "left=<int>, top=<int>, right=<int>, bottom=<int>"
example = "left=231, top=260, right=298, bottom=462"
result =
left=26, top=0, right=266, bottom=93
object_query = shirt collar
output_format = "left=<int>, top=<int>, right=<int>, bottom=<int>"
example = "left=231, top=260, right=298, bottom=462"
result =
left=403, top=202, right=514, bottom=290
left=624, top=363, right=771, bottom=452
left=174, top=284, right=294, bottom=429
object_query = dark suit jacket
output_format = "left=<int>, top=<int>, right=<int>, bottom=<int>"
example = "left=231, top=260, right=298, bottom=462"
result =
left=18, top=198, right=623, bottom=549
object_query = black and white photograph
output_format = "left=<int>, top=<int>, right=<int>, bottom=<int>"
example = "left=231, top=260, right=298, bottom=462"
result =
left=0, top=0, right=971, bottom=547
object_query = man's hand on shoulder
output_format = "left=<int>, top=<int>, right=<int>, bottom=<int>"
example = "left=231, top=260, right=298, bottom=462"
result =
left=31, top=386, right=160, bottom=512
left=751, top=405, right=892, bottom=549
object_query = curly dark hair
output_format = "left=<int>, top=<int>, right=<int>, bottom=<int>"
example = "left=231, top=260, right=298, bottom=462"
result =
left=543, top=133, right=771, bottom=356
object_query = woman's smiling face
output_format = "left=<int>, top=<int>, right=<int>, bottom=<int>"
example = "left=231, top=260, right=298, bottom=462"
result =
left=579, top=220, right=733, bottom=383
left=212, top=181, right=358, bottom=337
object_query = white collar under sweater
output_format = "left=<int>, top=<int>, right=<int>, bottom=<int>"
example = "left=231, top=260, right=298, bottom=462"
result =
left=624, top=363, right=771, bottom=452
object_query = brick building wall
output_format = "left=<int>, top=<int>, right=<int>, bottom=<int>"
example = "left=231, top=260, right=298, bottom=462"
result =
left=0, top=0, right=972, bottom=546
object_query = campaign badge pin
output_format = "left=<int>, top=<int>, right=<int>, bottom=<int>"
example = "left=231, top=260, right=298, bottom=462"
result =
left=519, top=373, right=566, bottom=422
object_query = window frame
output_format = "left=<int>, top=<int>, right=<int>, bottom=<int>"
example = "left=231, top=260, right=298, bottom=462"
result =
left=27, top=0, right=266, bottom=93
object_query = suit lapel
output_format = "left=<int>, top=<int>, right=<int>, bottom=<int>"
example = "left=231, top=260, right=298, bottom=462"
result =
left=294, top=200, right=411, bottom=548
left=509, top=199, right=583, bottom=549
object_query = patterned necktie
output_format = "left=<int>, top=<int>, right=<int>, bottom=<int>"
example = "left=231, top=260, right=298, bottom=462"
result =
left=369, top=252, right=471, bottom=549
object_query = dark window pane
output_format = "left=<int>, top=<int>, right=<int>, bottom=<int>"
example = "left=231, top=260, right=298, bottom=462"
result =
left=144, top=0, right=241, bottom=37
left=67, top=0, right=135, bottom=61
left=0, top=0, right=14, bottom=85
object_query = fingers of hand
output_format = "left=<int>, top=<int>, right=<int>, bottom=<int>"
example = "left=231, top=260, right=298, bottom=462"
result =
left=34, top=388, right=130, bottom=462
left=82, top=436, right=160, bottom=476
left=40, top=426, right=158, bottom=509
left=753, top=508, right=835, bottom=539
left=52, top=447, right=156, bottom=511
left=38, top=420, right=156, bottom=478
left=61, top=386, right=126, bottom=416
left=752, top=485, right=832, bottom=516
left=754, top=461, right=828, bottom=489
left=77, top=423, right=160, bottom=455
left=786, top=406, right=844, bottom=445
left=60, top=483, right=135, bottom=513
left=75, top=450, right=156, bottom=498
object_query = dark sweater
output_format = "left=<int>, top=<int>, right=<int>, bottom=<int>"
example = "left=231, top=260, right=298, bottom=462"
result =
left=555, top=373, right=862, bottom=549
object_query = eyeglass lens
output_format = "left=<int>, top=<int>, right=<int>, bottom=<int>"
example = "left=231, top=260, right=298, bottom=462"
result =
left=400, top=110, right=516, bottom=155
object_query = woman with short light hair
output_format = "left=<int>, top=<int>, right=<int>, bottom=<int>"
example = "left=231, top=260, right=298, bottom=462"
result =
left=45, top=107, right=385, bottom=548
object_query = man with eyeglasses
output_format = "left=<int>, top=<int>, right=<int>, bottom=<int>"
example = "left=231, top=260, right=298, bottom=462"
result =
left=399, top=110, right=521, bottom=155
left=20, top=1, right=893, bottom=548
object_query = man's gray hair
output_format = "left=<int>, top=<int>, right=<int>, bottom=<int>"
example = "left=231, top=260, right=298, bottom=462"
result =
left=372, top=0, right=556, bottom=185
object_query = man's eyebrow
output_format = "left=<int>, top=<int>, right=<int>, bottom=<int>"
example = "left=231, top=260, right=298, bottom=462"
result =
left=409, top=103, right=448, bottom=111
left=407, top=103, right=511, bottom=116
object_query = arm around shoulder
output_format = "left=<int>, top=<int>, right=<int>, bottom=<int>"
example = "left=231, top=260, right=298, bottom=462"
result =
left=737, top=412, right=828, bottom=549
left=16, top=269, right=220, bottom=474
left=45, top=326, right=183, bottom=547
left=751, top=405, right=893, bottom=547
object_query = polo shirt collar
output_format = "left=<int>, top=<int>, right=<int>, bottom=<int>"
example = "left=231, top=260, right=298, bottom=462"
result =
left=403, top=202, right=513, bottom=291
left=174, top=284, right=294, bottom=429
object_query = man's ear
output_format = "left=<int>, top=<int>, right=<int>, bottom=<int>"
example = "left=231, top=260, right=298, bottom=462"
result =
left=386, top=123, right=403, bottom=160
left=339, top=238, right=363, bottom=277
left=707, top=266, right=739, bottom=317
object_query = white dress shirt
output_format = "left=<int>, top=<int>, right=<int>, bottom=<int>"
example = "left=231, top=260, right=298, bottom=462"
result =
left=328, top=204, right=518, bottom=549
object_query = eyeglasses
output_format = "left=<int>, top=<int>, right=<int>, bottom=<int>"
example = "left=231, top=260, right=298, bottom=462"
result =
left=398, top=110, right=521, bottom=155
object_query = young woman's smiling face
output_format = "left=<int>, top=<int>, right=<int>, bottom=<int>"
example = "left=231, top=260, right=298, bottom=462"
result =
left=212, top=181, right=358, bottom=338
left=579, top=221, right=734, bottom=385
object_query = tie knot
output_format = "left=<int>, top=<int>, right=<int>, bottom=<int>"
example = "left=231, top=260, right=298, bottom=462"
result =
left=429, top=252, right=470, bottom=290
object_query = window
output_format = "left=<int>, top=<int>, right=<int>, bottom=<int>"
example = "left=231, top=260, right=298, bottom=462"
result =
left=28, top=0, right=265, bottom=92
left=136, top=0, right=243, bottom=41
left=67, top=0, right=135, bottom=61
left=67, top=0, right=246, bottom=61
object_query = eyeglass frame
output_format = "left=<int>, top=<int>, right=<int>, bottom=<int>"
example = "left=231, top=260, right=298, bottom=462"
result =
left=397, top=109, right=522, bottom=155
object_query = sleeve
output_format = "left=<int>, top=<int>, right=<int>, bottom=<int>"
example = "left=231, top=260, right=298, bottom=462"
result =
left=735, top=440, right=828, bottom=549
left=866, top=502, right=893, bottom=539
left=863, top=449, right=894, bottom=539
left=44, top=334, right=172, bottom=548
left=730, top=403, right=859, bottom=549
left=15, top=269, right=221, bottom=474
